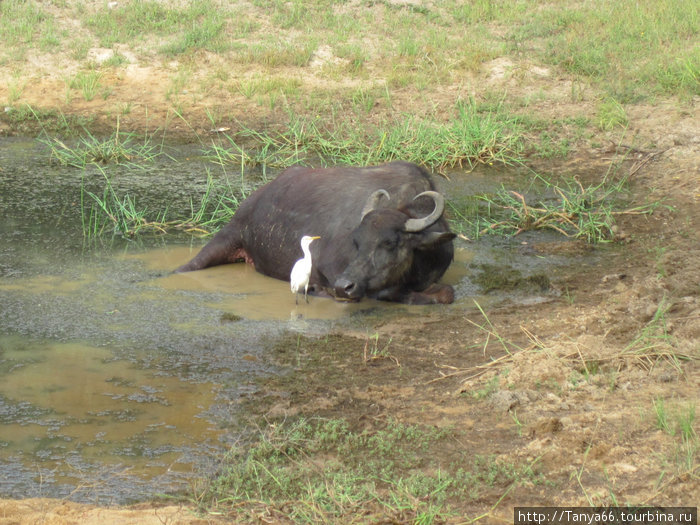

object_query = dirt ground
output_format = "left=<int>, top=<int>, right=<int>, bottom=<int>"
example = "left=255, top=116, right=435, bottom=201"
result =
left=1, top=32, right=698, bottom=525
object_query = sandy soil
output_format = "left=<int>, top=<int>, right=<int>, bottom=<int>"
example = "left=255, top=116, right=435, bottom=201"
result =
left=1, top=28, right=698, bottom=525
left=0, top=498, right=222, bottom=525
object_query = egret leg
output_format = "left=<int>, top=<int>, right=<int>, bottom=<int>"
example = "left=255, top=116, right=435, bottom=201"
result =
left=304, top=285, right=309, bottom=303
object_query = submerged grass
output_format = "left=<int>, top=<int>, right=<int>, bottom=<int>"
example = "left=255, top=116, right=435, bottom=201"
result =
left=0, top=104, right=93, bottom=135
left=448, top=163, right=664, bottom=244
left=81, top=169, right=244, bottom=239
left=191, top=417, right=541, bottom=522
left=30, top=106, right=662, bottom=244
left=37, top=116, right=167, bottom=169
left=42, top=131, right=162, bottom=169
left=81, top=171, right=165, bottom=238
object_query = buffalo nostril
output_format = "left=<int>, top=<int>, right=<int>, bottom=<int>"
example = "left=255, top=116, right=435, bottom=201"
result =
left=335, top=278, right=359, bottom=298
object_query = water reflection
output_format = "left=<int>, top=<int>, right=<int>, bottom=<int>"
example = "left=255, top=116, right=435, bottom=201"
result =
left=0, top=336, right=221, bottom=501
left=1, top=336, right=217, bottom=455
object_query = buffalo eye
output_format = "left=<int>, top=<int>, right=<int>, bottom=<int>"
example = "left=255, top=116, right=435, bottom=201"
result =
left=380, top=236, right=397, bottom=250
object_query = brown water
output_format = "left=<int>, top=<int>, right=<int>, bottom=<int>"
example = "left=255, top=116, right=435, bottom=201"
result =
left=0, top=239, right=379, bottom=502
left=0, top=336, right=218, bottom=474
left=134, top=246, right=371, bottom=321
left=0, top=237, right=473, bottom=503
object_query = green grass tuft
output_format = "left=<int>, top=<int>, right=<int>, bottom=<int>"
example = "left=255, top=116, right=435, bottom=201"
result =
left=40, top=127, right=163, bottom=169
left=204, top=100, right=524, bottom=172
left=448, top=167, right=662, bottom=243
left=81, top=169, right=244, bottom=239
left=191, top=417, right=541, bottom=522
left=67, top=70, right=103, bottom=102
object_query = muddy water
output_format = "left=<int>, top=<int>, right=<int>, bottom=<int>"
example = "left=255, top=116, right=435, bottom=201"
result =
left=137, top=246, right=369, bottom=321
left=0, top=137, right=599, bottom=503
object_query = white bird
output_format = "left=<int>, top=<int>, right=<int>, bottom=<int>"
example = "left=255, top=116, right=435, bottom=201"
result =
left=290, top=235, right=320, bottom=304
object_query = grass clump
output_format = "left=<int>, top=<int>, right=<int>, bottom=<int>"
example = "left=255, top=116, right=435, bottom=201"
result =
left=597, top=98, right=628, bottom=131
left=361, top=98, right=524, bottom=170
left=202, top=123, right=311, bottom=171
left=192, top=417, right=541, bottom=522
left=232, top=39, right=317, bottom=68
left=81, top=170, right=166, bottom=238
left=159, top=16, right=227, bottom=56
left=41, top=127, right=163, bottom=169
left=621, top=297, right=693, bottom=373
left=84, top=0, right=235, bottom=54
left=651, top=397, right=698, bottom=476
left=0, top=0, right=60, bottom=57
left=656, top=54, right=699, bottom=98
left=448, top=168, right=660, bottom=243
left=533, top=0, right=699, bottom=100
left=67, top=70, right=103, bottom=102
left=82, top=170, right=243, bottom=239
left=205, top=99, right=524, bottom=172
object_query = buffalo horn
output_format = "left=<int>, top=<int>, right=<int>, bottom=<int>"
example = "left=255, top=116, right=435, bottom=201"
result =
left=360, top=189, right=390, bottom=220
left=404, top=191, right=444, bottom=232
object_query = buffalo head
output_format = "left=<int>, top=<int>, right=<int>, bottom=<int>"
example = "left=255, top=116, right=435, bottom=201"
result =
left=334, top=189, right=455, bottom=301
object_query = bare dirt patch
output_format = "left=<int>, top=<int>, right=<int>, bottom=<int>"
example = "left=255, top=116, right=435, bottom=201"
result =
left=0, top=498, right=221, bottom=525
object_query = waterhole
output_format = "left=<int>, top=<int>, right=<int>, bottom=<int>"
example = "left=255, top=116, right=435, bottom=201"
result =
left=0, top=137, right=599, bottom=503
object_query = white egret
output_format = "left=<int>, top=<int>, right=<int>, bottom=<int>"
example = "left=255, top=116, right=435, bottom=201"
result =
left=290, top=235, right=321, bottom=304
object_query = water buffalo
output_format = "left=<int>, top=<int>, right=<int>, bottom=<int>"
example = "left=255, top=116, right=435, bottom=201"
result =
left=175, top=161, right=456, bottom=304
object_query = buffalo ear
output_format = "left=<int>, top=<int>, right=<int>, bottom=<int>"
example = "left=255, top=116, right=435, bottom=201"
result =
left=416, top=231, right=456, bottom=250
